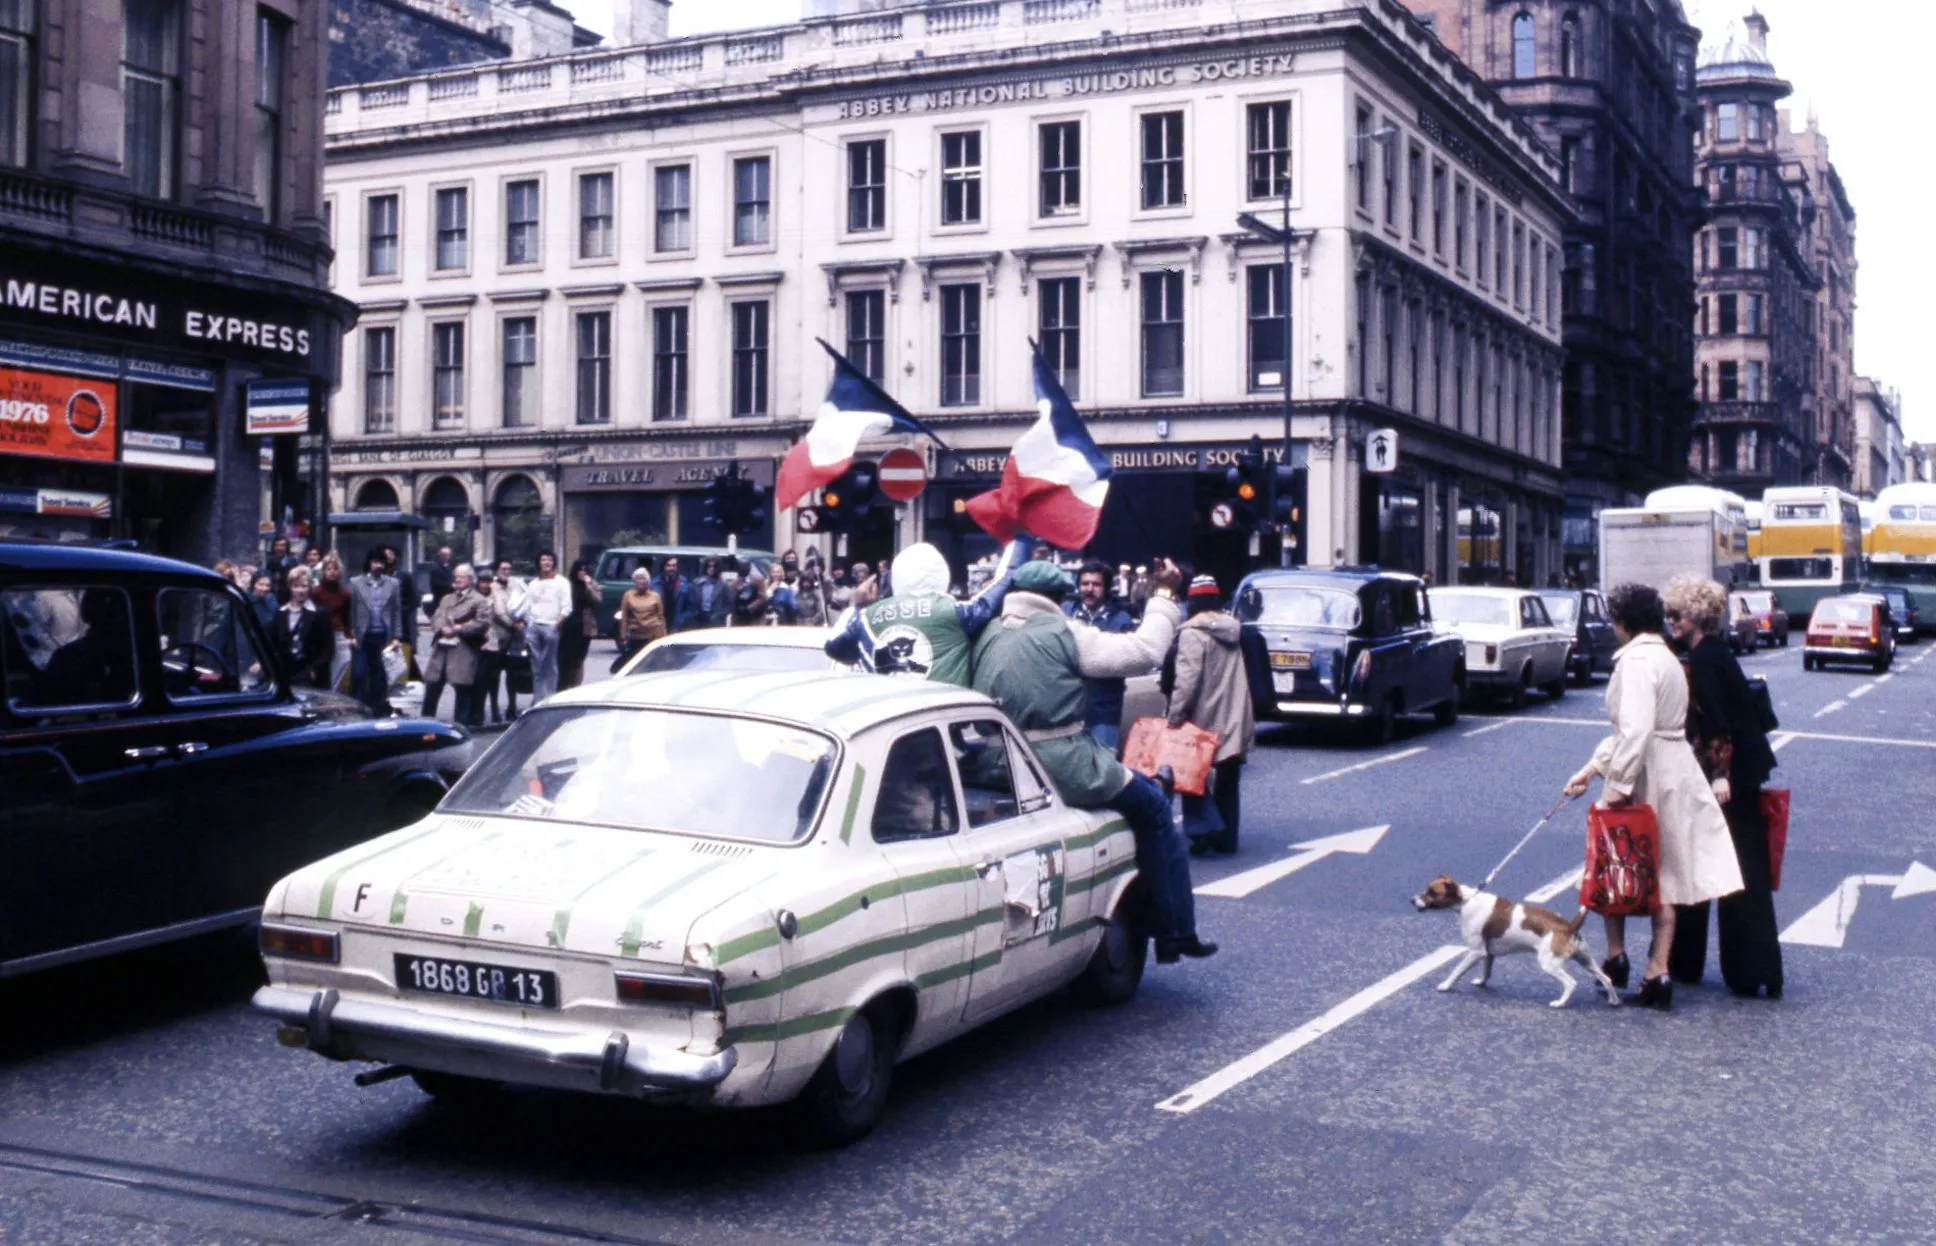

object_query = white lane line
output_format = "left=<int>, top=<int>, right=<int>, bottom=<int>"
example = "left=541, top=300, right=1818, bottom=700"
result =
left=1154, top=945, right=1465, bottom=1115
left=1876, top=673, right=1895, bottom=684
left=1781, top=729, right=1936, bottom=750
left=1770, top=732, right=1797, bottom=753
left=1299, top=746, right=1429, bottom=786
left=1813, top=699, right=1847, bottom=718
left=1462, top=721, right=1512, bottom=738
left=1526, top=866, right=1585, bottom=904
left=1156, top=868, right=1579, bottom=1115
left=1847, top=684, right=1875, bottom=700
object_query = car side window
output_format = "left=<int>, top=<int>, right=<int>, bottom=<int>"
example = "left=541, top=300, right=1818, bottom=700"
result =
left=1371, top=589, right=1397, bottom=635
left=156, top=587, right=273, bottom=702
left=871, top=727, right=961, bottom=844
left=0, top=586, right=141, bottom=713
left=1006, top=730, right=1055, bottom=813
left=1584, top=594, right=1605, bottom=622
left=1525, top=598, right=1553, bottom=627
left=949, top=719, right=1020, bottom=828
left=1395, top=588, right=1423, bottom=628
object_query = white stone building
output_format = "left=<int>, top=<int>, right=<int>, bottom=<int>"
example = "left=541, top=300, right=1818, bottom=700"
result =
left=1852, top=377, right=1903, bottom=497
left=322, top=0, right=1571, bottom=584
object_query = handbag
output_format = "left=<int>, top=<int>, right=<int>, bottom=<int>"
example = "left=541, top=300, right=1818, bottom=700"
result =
left=1122, top=717, right=1219, bottom=797
left=1761, top=788, right=1790, bottom=891
left=1579, top=803, right=1661, bottom=916
left=1746, top=674, right=1780, bottom=734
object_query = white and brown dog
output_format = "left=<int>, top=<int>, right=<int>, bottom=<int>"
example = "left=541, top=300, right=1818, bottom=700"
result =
left=1412, top=876, right=1621, bottom=1008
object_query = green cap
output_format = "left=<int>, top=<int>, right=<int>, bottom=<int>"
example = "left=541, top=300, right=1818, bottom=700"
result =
left=1012, top=560, right=1073, bottom=597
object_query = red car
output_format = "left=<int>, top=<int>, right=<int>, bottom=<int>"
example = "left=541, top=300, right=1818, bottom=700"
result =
left=1803, top=594, right=1894, bottom=673
left=1730, top=590, right=1789, bottom=648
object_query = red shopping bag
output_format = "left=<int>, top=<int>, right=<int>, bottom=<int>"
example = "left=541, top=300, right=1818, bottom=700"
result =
left=1579, top=803, right=1661, bottom=916
left=1761, top=789, right=1790, bottom=892
left=1122, top=718, right=1219, bottom=796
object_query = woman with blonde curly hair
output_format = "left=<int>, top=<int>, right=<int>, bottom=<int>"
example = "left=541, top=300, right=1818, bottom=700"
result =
left=1565, top=582, right=1743, bottom=1009
left=1662, top=574, right=1783, bottom=998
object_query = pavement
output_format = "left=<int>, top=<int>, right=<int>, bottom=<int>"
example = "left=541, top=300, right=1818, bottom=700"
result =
left=2, top=638, right=1933, bottom=1243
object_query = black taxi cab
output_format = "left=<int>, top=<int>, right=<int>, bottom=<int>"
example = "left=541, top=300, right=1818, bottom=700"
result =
left=1233, top=569, right=1464, bottom=743
left=1, top=541, right=469, bottom=980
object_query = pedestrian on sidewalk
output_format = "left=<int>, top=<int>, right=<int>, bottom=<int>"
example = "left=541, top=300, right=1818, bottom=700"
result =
left=1662, top=575, right=1783, bottom=999
left=558, top=560, right=600, bottom=690
left=271, top=565, right=333, bottom=689
left=616, top=566, right=667, bottom=669
left=421, top=564, right=488, bottom=724
left=522, top=550, right=570, bottom=702
left=1564, top=582, right=1743, bottom=1009
left=311, top=552, right=353, bottom=690
left=349, top=550, right=403, bottom=715
left=1063, top=558, right=1136, bottom=751
left=1165, top=575, right=1256, bottom=855
left=473, top=571, right=517, bottom=725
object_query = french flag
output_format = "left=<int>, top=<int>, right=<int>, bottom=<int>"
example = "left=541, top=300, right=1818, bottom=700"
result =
left=775, top=342, right=931, bottom=512
left=965, top=345, right=1112, bottom=549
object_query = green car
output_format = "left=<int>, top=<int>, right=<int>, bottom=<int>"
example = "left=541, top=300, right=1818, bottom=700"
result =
left=591, top=545, right=775, bottom=636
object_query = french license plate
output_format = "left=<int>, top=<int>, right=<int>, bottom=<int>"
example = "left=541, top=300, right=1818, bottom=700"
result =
left=1270, top=651, right=1312, bottom=670
left=394, top=954, right=558, bottom=1009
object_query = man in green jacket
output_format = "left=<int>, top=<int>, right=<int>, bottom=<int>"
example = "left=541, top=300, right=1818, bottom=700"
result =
left=972, top=557, right=1215, bottom=963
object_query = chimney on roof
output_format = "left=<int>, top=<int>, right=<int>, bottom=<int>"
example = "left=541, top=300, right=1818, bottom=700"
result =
left=609, top=0, right=670, bottom=46
left=1743, top=10, right=1769, bottom=51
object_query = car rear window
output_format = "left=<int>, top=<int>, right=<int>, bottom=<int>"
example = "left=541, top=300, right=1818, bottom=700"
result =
left=1813, top=600, right=1871, bottom=625
left=1539, top=594, right=1577, bottom=624
left=1736, top=592, right=1773, bottom=612
left=443, top=706, right=838, bottom=843
left=1237, top=586, right=1362, bottom=628
left=633, top=642, right=827, bottom=674
left=1430, top=593, right=1512, bottom=627
left=1, top=586, right=141, bottom=713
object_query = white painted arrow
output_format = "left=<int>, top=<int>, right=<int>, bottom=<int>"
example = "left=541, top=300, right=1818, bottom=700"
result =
left=1194, top=825, right=1391, bottom=899
left=1779, top=862, right=1936, bottom=948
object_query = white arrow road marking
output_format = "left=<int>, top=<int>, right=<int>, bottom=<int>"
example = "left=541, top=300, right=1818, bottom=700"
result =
left=1299, top=746, right=1428, bottom=786
left=1194, top=826, right=1390, bottom=899
left=1158, top=866, right=1579, bottom=1115
left=1813, top=700, right=1847, bottom=718
left=1780, top=864, right=1936, bottom=948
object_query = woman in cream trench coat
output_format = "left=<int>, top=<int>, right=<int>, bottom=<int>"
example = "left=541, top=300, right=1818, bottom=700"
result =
left=1565, top=583, right=1742, bottom=1007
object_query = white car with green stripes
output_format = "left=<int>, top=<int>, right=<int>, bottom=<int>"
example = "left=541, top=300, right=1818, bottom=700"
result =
left=254, top=670, right=1147, bottom=1143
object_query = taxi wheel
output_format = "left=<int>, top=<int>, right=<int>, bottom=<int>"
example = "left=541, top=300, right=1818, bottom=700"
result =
left=408, top=1070, right=502, bottom=1105
left=1432, top=681, right=1461, bottom=728
left=1366, top=694, right=1399, bottom=746
left=1072, top=899, right=1147, bottom=1007
left=798, top=1005, right=897, bottom=1147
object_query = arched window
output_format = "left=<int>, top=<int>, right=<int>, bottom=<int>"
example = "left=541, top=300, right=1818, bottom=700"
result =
left=420, top=476, right=474, bottom=563
left=491, top=475, right=546, bottom=574
left=1560, top=13, right=1581, bottom=77
left=1512, top=12, right=1536, bottom=78
left=353, top=479, right=399, bottom=511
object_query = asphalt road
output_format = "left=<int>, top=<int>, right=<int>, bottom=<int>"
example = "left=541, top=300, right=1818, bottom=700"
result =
left=3, top=638, right=1933, bottom=1244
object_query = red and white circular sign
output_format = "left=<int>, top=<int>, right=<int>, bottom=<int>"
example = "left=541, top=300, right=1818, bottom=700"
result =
left=877, top=447, right=928, bottom=502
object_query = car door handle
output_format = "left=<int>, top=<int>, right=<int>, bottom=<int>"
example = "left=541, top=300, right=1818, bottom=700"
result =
left=975, top=860, right=1001, bottom=878
left=176, top=742, right=209, bottom=755
left=124, top=745, right=170, bottom=760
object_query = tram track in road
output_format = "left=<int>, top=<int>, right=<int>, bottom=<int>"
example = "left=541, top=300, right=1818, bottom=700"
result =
left=0, top=1140, right=680, bottom=1246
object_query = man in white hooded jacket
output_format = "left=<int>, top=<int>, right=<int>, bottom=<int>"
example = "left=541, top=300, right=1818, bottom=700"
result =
left=824, top=540, right=1025, bottom=686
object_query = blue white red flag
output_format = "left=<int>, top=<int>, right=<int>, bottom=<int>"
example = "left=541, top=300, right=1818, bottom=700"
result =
left=965, top=345, right=1112, bottom=549
left=776, top=342, right=931, bottom=511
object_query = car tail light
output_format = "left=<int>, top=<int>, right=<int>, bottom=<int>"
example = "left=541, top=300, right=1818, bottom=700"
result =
left=260, top=923, right=340, bottom=963
left=614, top=971, right=720, bottom=1010
left=1484, top=644, right=1498, bottom=666
left=1351, top=649, right=1373, bottom=687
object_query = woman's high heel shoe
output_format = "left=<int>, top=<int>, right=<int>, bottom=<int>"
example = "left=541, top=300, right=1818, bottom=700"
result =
left=1602, top=953, right=1631, bottom=990
left=1634, top=975, right=1674, bottom=1011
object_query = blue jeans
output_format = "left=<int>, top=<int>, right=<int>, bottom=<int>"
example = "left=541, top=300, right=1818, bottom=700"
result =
left=356, top=629, right=391, bottom=715
left=526, top=622, right=560, bottom=702
left=1088, top=722, right=1121, bottom=755
left=1107, top=771, right=1197, bottom=944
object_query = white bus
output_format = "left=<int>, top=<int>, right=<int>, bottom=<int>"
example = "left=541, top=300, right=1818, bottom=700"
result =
left=1642, top=485, right=1752, bottom=585
left=1759, top=486, right=1862, bottom=622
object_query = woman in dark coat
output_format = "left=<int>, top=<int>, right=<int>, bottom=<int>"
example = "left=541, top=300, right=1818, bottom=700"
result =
left=271, top=567, right=336, bottom=689
left=557, top=559, right=601, bottom=690
left=1664, top=575, right=1783, bottom=998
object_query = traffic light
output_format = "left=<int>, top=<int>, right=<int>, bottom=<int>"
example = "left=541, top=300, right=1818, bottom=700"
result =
left=1269, top=464, right=1307, bottom=566
left=702, top=462, right=769, bottom=536
left=1225, top=434, right=1267, bottom=526
left=817, top=460, right=880, bottom=532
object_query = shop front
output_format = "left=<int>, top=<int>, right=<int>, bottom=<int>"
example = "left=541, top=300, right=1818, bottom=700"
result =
left=558, top=455, right=777, bottom=568
left=0, top=242, right=348, bottom=564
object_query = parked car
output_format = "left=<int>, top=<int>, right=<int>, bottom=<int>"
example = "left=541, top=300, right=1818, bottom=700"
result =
left=1870, top=586, right=1922, bottom=643
left=254, top=672, right=1146, bottom=1144
left=1537, top=588, right=1618, bottom=684
left=592, top=545, right=776, bottom=637
left=1232, top=569, right=1463, bottom=743
left=1429, top=587, right=1573, bottom=705
left=1803, top=594, right=1895, bottom=673
left=616, top=626, right=841, bottom=677
left=0, top=541, right=469, bottom=980
left=1730, top=589, right=1790, bottom=648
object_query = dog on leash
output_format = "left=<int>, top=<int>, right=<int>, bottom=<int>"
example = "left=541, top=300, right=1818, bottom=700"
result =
left=1412, top=875, right=1621, bottom=1008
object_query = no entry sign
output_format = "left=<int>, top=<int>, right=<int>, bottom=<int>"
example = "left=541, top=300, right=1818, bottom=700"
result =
left=877, top=447, right=928, bottom=502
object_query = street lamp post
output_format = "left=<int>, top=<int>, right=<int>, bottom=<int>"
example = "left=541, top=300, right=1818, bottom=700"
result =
left=1237, top=176, right=1307, bottom=566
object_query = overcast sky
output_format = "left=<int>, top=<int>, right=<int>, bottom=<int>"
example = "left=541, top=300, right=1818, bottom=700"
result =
left=576, top=0, right=1931, bottom=440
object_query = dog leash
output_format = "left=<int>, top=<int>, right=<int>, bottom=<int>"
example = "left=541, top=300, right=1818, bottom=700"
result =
left=1477, top=793, right=1579, bottom=892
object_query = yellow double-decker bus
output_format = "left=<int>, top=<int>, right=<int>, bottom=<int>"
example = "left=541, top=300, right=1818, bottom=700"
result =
left=1759, top=486, right=1862, bottom=623
left=1744, top=500, right=1763, bottom=565
left=1868, top=482, right=1936, bottom=592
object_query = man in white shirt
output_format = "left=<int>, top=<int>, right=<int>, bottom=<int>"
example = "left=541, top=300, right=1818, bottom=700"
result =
left=520, top=549, right=572, bottom=701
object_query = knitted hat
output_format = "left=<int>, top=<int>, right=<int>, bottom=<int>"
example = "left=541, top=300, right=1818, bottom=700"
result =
left=1012, top=560, right=1074, bottom=598
left=1187, top=575, right=1222, bottom=598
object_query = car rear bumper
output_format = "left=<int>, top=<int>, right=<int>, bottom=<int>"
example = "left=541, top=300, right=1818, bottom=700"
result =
left=1803, top=643, right=1884, bottom=661
left=253, top=984, right=736, bottom=1098
left=1266, top=700, right=1371, bottom=718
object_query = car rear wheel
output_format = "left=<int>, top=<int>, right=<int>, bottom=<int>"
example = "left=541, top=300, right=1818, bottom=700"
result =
left=1507, top=666, right=1532, bottom=709
left=796, top=1004, right=898, bottom=1147
left=1071, top=894, right=1148, bottom=1007
left=1541, top=666, right=1567, bottom=699
left=1433, top=680, right=1461, bottom=727
left=1802, top=655, right=1816, bottom=671
left=1778, top=632, right=1789, bottom=648
left=1367, top=693, right=1399, bottom=745
left=409, top=1070, right=502, bottom=1104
